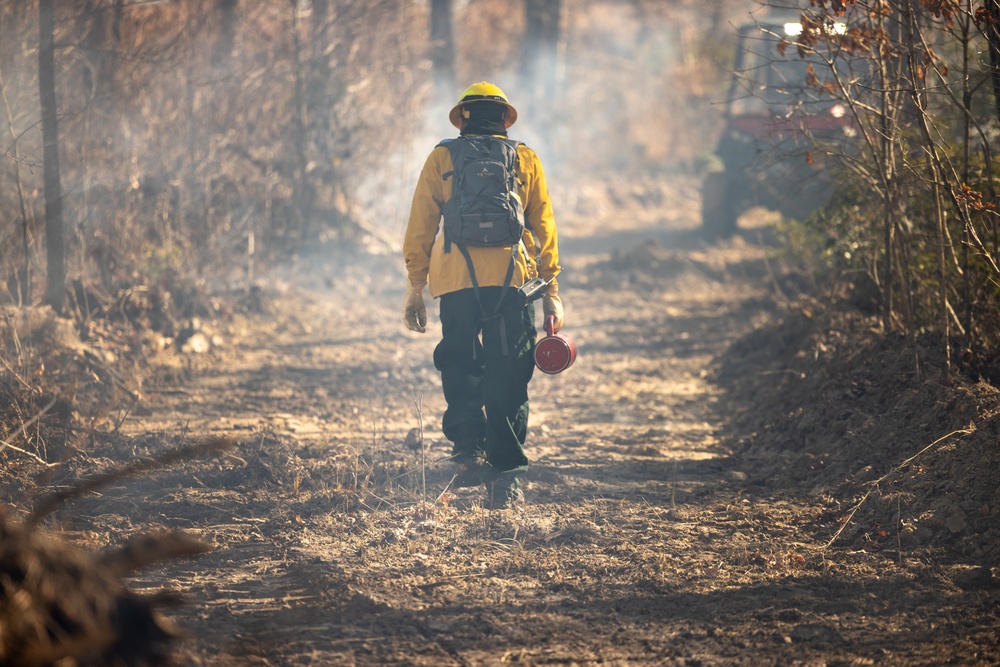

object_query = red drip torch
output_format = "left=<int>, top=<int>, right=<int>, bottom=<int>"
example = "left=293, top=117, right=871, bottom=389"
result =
left=534, top=315, right=577, bottom=374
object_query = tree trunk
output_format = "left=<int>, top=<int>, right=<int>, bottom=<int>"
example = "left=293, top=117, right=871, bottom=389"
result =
left=985, top=0, right=1000, bottom=124
left=903, top=0, right=951, bottom=381
left=430, top=0, right=455, bottom=99
left=215, top=0, right=238, bottom=62
left=39, top=0, right=65, bottom=311
left=0, top=62, right=33, bottom=305
left=78, top=0, right=104, bottom=104
left=290, top=0, right=313, bottom=240
left=984, top=0, right=1000, bottom=261
left=521, top=0, right=562, bottom=125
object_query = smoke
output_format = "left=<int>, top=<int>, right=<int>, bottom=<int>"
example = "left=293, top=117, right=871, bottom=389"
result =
left=1, top=1, right=751, bottom=306
left=353, top=1, right=747, bottom=254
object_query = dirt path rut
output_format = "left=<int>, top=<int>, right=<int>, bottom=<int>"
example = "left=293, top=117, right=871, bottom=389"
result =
left=66, top=175, right=1000, bottom=666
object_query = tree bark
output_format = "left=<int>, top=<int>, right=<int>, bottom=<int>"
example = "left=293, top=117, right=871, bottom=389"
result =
left=521, top=0, right=562, bottom=126
left=215, top=0, right=238, bottom=61
left=0, top=61, right=32, bottom=305
left=430, top=0, right=455, bottom=98
left=985, top=0, right=1000, bottom=125
left=39, top=0, right=65, bottom=311
left=290, top=0, right=313, bottom=239
left=984, top=0, right=1000, bottom=262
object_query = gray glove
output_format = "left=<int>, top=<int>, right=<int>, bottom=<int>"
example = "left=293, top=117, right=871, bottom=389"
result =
left=403, top=281, right=427, bottom=333
left=542, top=278, right=564, bottom=333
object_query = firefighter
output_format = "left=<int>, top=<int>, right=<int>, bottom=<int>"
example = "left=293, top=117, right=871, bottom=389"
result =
left=402, top=81, right=563, bottom=509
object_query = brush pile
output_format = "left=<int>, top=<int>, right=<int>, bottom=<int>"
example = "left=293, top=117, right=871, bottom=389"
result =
left=0, top=438, right=233, bottom=666
left=0, top=519, right=210, bottom=667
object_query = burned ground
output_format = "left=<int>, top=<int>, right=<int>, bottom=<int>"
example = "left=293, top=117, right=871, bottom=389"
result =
left=5, top=175, right=1000, bottom=666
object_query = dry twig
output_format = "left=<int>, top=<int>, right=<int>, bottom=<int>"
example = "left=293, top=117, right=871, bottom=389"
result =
left=823, top=427, right=975, bottom=550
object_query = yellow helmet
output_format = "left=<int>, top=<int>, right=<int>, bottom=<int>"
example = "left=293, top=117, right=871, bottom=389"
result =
left=448, top=81, right=518, bottom=129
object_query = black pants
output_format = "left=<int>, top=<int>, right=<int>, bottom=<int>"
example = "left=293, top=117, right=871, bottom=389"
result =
left=433, top=287, right=536, bottom=476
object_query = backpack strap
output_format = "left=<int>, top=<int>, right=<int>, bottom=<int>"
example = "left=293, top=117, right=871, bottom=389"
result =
left=456, top=241, right=519, bottom=357
left=500, top=139, right=532, bottom=233
left=439, top=138, right=463, bottom=254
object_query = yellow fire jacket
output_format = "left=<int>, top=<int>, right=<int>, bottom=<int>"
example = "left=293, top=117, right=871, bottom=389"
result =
left=403, top=137, right=561, bottom=298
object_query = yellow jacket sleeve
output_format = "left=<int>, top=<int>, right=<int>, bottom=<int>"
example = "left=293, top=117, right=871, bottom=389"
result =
left=403, top=141, right=561, bottom=298
left=518, top=144, right=561, bottom=284
left=402, top=148, right=447, bottom=287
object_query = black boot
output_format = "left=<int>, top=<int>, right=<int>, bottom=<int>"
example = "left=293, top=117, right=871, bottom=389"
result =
left=486, top=473, right=523, bottom=510
left=452, top=452, right=486, bottom=488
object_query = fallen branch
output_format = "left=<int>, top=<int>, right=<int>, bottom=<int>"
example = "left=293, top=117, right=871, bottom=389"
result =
left=823, top=426, right=975, bottom=550
left=0, top=438, right=54, bottom=466
left=0, top=396, right=59, bottom=466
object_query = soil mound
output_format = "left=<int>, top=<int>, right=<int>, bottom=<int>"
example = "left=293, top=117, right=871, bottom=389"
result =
left=716, top=298, right=1000, bottom=564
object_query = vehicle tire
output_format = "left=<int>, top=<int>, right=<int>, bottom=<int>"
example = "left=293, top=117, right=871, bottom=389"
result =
left=701, top=171, right=738, bottom=239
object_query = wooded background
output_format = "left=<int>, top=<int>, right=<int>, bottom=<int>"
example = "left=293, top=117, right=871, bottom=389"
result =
left=3, top=0, right=1000, bottom=382
left=781, top=1, right=1000, bottom=382
left=0, top=0, right=735, bottom=317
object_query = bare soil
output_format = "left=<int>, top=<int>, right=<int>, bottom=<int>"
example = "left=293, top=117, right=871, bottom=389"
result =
left=35, top=174, right=1000, bottom=665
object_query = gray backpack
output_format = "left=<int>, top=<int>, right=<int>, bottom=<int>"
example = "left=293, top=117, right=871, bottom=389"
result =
left=440, top=136, right=525, bottom=251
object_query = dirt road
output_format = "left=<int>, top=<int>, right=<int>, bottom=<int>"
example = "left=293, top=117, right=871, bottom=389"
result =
left=63, top=174, right=1000, bottom=665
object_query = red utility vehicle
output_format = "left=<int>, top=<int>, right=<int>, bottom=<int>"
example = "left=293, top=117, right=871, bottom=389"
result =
left=702, top=12, right=859, bottom=238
